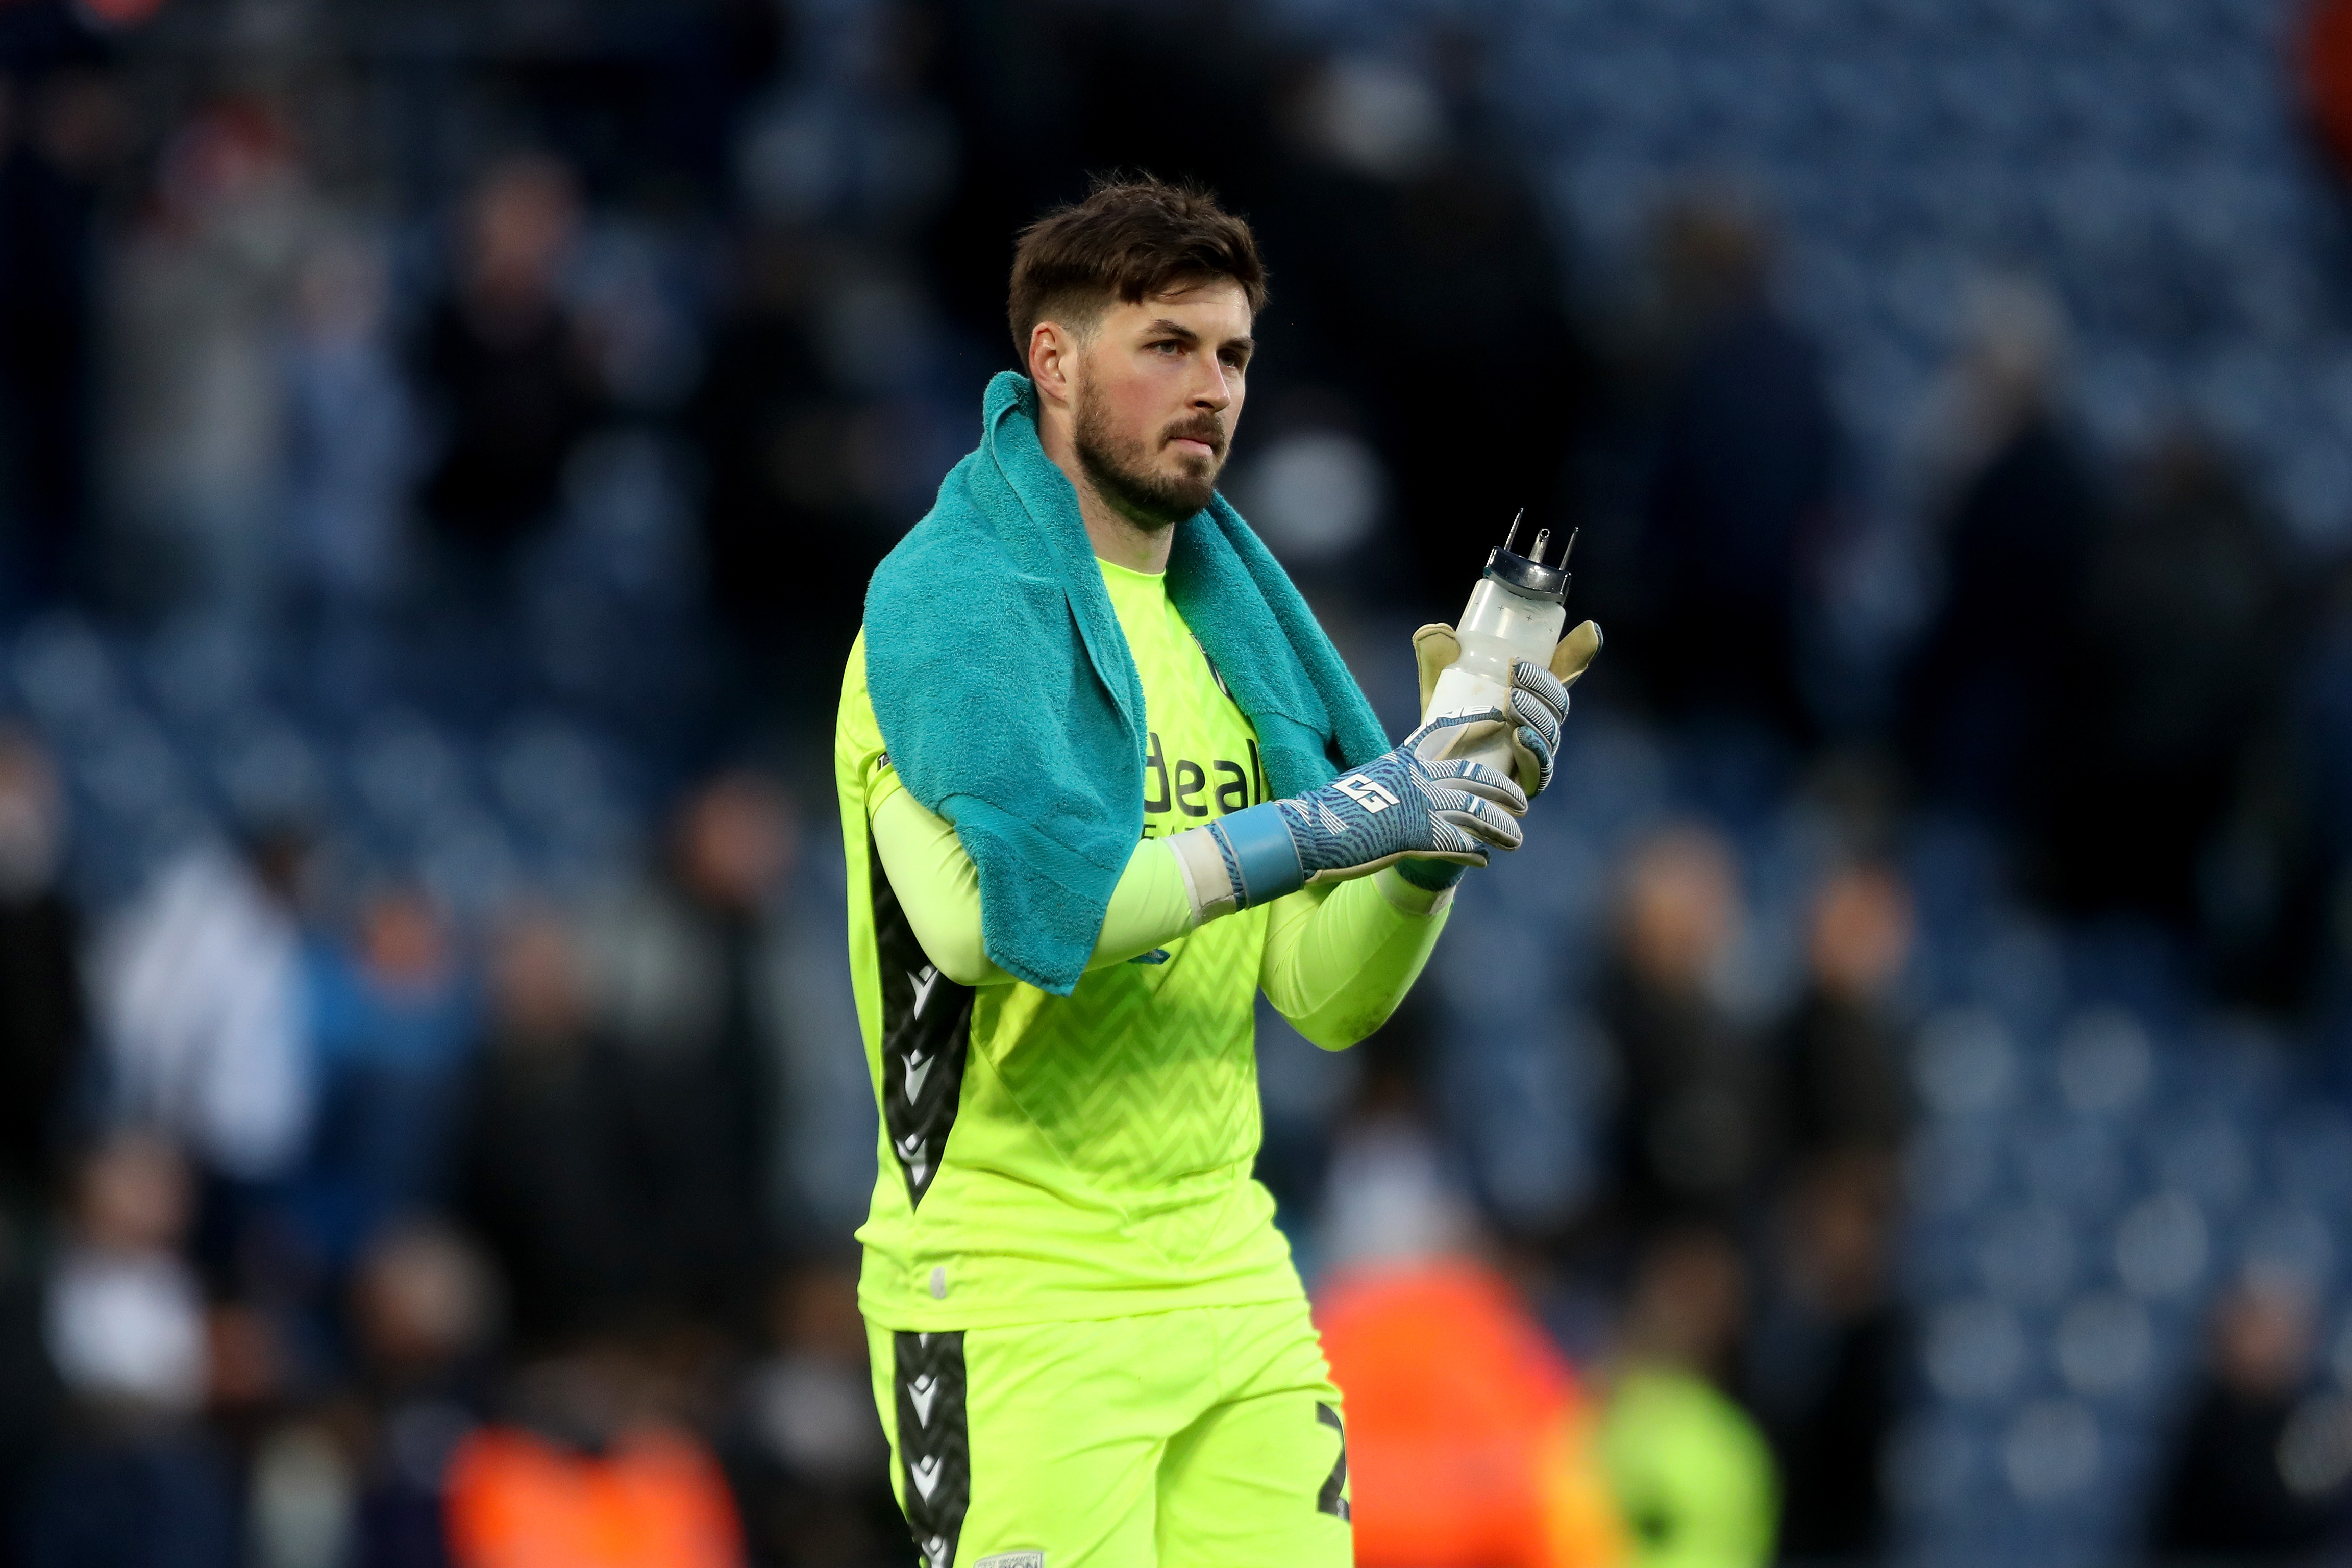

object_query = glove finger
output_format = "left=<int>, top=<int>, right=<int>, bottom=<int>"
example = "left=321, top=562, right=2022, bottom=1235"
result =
left=1428, top=789, right=1525, bottom=850
left=1422, top=758, right=1528, bottom=814
left=1510, top=725, right=1556, bottom=797
left=1433, top=806, right=1522, bottom=854
left=1413, top=623, right=1461, bottom=717
left=1424, top=816, right=1498, bottom=863
left=1510, top=660, right=1571, bottom=720
left=1507, top=690, right=1561, bottom=798
left=1550, top=620, right=1603, bottom=687
left=1509, top=686, right=1564, bottom=747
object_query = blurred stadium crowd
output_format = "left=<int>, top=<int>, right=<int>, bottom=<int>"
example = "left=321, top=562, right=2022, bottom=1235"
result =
left=2, top=0, right=2352, bottom=1564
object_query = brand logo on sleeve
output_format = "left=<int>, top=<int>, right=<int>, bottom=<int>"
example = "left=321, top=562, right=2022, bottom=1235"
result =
left=976, top=1555, right=1046, bottom=1568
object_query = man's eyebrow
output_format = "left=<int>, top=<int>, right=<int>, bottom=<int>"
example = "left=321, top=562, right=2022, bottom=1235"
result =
left=1144, top=318, right=1254, bottom=357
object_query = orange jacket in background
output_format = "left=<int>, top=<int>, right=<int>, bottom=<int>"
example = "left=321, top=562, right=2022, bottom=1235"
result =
left=2307, top=0, right=2352, bottom=175
left=444, top=1424, right=743, bottom=1568
left=1318, top=1259, right=1628, bottom=1568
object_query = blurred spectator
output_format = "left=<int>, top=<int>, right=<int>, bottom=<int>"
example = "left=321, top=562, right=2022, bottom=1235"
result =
left=415, top=156, right=601, bottom=574
left=1593, top=824, right=1762, bottom=1228
left=2290, top=585, right=2352, bottom=1017
left=1743, top=865, right=1912, bottom=1559
left=2151, top=1275, right=2349, bottom=1557
left=2149, top=1275, right=2345, bottom=1563
left=280, top=230, right=415, bottom=686
left=444, top=1344, right=742, bottom=1568
left=1312, top=1048, right=1625, bottom=1566
left=688, top=234, right=835, bottom=682
left=0, top=731, right=88, bottom=1211
left=95, top=828, right=313, bottom=1186
left=1226, top=395, right=1389, bottom=592
left=351, top=1221, right=494, bottom=1408
left=2040, top=431, right=2299, bottom=928
left=454, top=909, right=639, bottom=1349
left=0, top=54, right=123, bottom=610
left=343, top=1222, right=497, bottom=1568
left=725, top=1264, right=897, bottom=1568
left=1598, top=1227, right=1776, bottom=1568
left=44, top=1131, right=203, bottom=1416
left=1769, top=864, right=1914, bottom=1175
left=1259, top=50, right=1592, bottom=599
left=1745, top=1156, right=1904, bottom=1566
left=735, top=1, right=948, bottom=242
left=247, top=1420, right=357, bottom=1568
left=1321, top=1257, right=1628, bottom=1568
left=0, top=1229, right=57, bottom=1548
left=573, top=773, right=799, bottom=1312
left=20, top=1131, right=239, bottom=1568
left=294, top=887, right=478, bottom=1272
left=105, top=99, right=313, bottom=623
left=2306, top=0, right=2352, bottom=184
left=1630, top=195, right=1839, bottom=742
left=1902, top=275, right=2095, bottom=832
left=1315, top=1073, right=1476, bottom=1274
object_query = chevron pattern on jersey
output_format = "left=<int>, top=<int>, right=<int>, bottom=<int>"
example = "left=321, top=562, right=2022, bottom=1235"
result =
left=983, top=918, right=1266, bottom=1261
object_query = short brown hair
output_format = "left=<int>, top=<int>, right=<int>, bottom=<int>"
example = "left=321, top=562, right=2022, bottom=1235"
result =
left=1007, top=174, right=1268, bottom=360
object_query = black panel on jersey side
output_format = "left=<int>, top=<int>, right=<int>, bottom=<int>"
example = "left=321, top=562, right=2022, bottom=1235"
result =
left=871, top=838, right=975, bottom=1208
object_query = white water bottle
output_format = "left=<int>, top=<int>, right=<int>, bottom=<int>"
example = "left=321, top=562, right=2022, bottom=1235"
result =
left=1423, top=518, right=1574, bottom=774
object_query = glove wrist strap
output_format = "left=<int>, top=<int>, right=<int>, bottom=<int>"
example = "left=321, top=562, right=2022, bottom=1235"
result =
left=1167, top=828, right=1237, bottom=923
left=1204, top=804, right=1306, bottom=911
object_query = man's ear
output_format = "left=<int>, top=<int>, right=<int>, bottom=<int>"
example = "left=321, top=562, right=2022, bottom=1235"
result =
left=1028, top=320, right=1078, bottom=406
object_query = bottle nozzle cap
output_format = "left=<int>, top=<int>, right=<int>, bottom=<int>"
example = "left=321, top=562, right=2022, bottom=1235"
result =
left=1482, top=543, right=1570, bottom=602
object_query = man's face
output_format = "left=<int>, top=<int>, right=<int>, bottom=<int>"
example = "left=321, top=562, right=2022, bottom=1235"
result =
left=1069, top=280, right=1254, bottom=529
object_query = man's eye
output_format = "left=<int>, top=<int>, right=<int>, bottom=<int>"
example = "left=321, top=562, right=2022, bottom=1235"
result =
left=1151, top=340, right=1184, bottom=355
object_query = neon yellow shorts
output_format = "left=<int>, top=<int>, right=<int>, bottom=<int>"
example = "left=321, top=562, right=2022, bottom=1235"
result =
left=864, top=1296, right=1353, bottom=1568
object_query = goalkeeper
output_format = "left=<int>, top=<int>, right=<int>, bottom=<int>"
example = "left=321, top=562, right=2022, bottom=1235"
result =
left=838, top=176, right=1599, bottom=1568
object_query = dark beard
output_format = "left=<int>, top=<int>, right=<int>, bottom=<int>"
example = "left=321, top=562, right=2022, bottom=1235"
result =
left=1074, top=378, right=1224, bottom=529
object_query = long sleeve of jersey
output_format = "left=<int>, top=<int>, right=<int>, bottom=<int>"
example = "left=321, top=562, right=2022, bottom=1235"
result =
left=870, top=775, right=1450, bottom=1041
left=1255, top=875, right=1451, bottom=1049
left=871, top=782, right=1193, bottom=984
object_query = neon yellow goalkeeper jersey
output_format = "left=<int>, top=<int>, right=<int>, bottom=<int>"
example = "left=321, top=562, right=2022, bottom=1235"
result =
left=838, top=558, right=1313, bottom=1331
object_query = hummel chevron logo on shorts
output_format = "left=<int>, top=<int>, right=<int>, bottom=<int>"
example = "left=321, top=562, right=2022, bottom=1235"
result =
left=896, top=1331, right=970, bottom=1567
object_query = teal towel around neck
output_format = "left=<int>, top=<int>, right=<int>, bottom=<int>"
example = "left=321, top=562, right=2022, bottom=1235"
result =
left=863, top=370, right=1390, bottom=995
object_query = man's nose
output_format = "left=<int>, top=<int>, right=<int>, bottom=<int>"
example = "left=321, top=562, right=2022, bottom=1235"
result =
left=1190, top=362, right=1234, bottom=411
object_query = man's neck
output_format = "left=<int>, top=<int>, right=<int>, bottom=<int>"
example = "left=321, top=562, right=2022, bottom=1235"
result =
left=1037, top=403, right=1175, bottom=574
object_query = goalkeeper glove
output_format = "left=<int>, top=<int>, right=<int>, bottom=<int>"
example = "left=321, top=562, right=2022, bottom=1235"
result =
left=1167, top=712, right=1526, bottom=919
left=1412, top=618, right=1603, bottom=798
